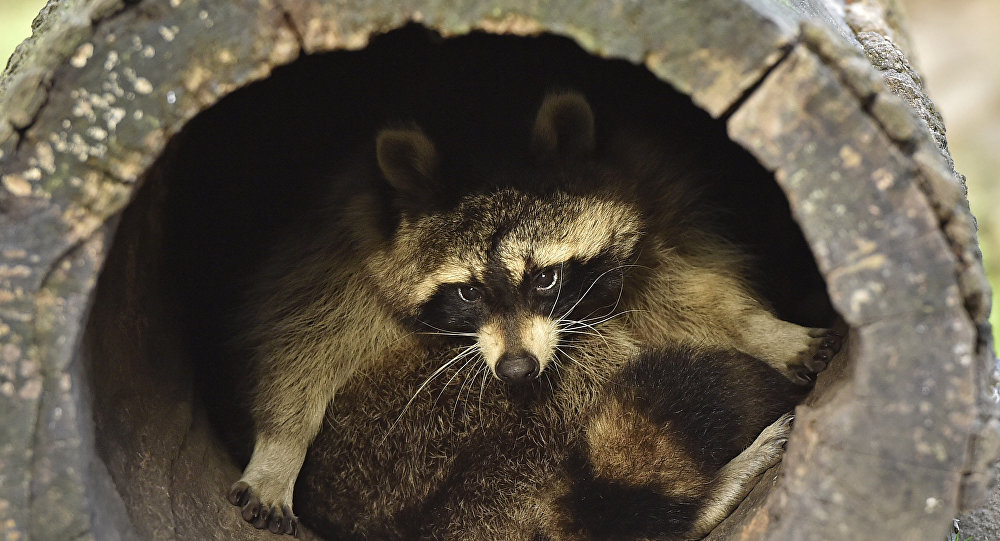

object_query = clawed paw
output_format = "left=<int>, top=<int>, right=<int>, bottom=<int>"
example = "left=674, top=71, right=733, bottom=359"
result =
left=755, top=412, right=796, bottom=466
left=228, top=481, right=299, bottom=536
left=790, top=329, right=843, bottom=385
left=805, top=328, right=842, bottom=370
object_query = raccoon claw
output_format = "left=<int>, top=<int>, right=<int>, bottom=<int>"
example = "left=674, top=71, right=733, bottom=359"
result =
left=267, top=506, right=296, bottom=535
left=790, top=329, right=843, bottom=384
left=752, top=412, right=796, bottom=466
left=228, top=481, right=299, bottom=536
left=790, top=368, right=816, bottom=386
left=251, top=504, right=269, bottom=529
left=775, top=416, right=795, bottom=448
left=809, top=329, right=842, bottom=366
left=228, top=481, right=251, bottom=507
left=804, top=350, right=829, bottom=373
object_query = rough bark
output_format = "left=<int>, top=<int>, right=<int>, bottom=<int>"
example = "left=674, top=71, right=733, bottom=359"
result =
left=0, top=1, right=994, bottom=540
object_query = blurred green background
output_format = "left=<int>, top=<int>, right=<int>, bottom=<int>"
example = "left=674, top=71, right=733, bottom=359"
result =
left=0, top=0, right=45, bottom=68
left=1, top=0, right=996, bottom=343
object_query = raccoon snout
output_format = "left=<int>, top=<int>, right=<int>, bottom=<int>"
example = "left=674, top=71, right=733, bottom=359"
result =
left=496, top=352, right=540, bottom=384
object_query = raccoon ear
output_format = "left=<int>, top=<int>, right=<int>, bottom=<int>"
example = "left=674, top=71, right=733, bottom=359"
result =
left=531, top=91, right=596, bottom=159
left=376, top=127, right=440, bottom=200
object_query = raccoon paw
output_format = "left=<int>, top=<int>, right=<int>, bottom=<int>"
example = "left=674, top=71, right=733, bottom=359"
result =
left=228, top=481, right=299, bottom=537
left=790, top=329, right=842, bottom=385
left=689, top=412, right=796, bottom=538
left=753, top=412, right=795, bottom=467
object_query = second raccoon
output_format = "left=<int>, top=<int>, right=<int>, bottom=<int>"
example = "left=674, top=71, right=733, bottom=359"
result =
left=227, top=91, right=840, bottom=534
left=295, top=344, right=809, bottom=539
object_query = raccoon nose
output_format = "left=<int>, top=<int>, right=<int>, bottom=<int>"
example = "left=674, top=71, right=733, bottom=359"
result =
left=496, top=353, right=540, bottom=383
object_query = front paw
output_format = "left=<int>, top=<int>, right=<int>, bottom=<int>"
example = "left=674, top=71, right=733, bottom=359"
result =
left=735, top=412, right=795, bottom=475
left=228, top=480, right=299, bottom=536
left=790, top=329, right=842, bottom=385
left=758, top=412, right=794, bottom=459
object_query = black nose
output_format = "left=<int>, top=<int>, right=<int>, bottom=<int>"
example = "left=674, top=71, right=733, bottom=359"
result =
left=496, top=353, right=540, bottom=383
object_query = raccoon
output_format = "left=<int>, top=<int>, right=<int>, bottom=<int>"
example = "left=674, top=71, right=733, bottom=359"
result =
left=227, top=91, right=841, bottom=535
left=547, top=347, right=804, bottom=541
left=293, top=344, right=808, bottom=540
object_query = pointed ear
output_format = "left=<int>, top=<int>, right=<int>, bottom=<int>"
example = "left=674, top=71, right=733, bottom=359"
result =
left=531, top=91, right=596, bottom=159
left=376, top=127, right=440, bottom=201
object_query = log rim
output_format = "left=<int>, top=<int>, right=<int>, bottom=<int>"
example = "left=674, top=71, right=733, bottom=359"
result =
left=0, top=1, right=994, bottom=539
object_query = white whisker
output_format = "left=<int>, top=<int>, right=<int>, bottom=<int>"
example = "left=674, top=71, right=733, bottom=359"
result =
left=478, top=363, right=490, bottom=427
left=559, top=321, right=611, bottom=349
left=547, top=261, right=566, bottom=320
left=435, top=350, right=481, bottom=410
left=577, top=308, right=647, bottom=326
left=380, top=344, right=477, bottom=443
left=557, top=264, right=639, bottom=322
left=554, top=346, right=587, bottom=371
left=555, top=345, right=608, bottom=383
left=416, top=330, right=479, bottom=338
left=451, top=353, right=485, bottom=416
left=555, top=328, right=607, bottom=339
left=415, top=319, right=477, bottom=338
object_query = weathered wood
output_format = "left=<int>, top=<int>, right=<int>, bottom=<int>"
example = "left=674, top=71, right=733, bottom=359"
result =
left=0, top=1, right=994, bottom=540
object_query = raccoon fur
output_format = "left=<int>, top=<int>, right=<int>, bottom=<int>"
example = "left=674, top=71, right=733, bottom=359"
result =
left=227, top=90, right=841, bottom=534
left=294, top=344, right=808, bottom=540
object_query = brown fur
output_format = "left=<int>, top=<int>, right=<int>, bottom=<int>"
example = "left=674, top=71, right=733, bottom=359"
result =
left=294, top=344, right=806, bottom=540
left=226, top=91, right=839, bottom=535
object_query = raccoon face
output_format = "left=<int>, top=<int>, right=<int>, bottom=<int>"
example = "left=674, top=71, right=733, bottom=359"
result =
left=372, top=92, right=640, bottom=384
left=410, top=191, right=640, bottom=383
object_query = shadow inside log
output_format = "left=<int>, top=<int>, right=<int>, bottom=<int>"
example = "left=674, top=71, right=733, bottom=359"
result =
left=82, top=24, right=837, bottom=540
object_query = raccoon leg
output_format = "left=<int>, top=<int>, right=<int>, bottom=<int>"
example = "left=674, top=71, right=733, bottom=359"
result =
left=227, top=366, right=337, bottom=536
left=687, top=412, right=795, bottom=538
left=633, top=255, right=841, bottom=385
left=738, top=310, right=842, bottom=384
left=228, top=435, right=307, bottom=536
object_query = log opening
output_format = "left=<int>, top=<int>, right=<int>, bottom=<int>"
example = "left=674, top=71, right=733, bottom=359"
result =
left=82, top=25, right=835, bottom=539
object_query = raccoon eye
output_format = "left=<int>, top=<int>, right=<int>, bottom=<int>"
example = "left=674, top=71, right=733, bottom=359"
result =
left=457, top=285, right=482, bottom=303
left=534, top=267, right=559, bottom=292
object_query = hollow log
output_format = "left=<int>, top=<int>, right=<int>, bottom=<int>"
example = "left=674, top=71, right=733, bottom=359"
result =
left=0, top=1, right=996, bottom=540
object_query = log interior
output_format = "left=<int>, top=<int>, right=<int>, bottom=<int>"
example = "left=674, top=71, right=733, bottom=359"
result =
left=82, top=25, right=837, bottom=539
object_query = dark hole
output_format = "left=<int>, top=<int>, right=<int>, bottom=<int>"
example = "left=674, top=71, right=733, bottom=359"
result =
left=83, top=23, right=834, bottom=539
